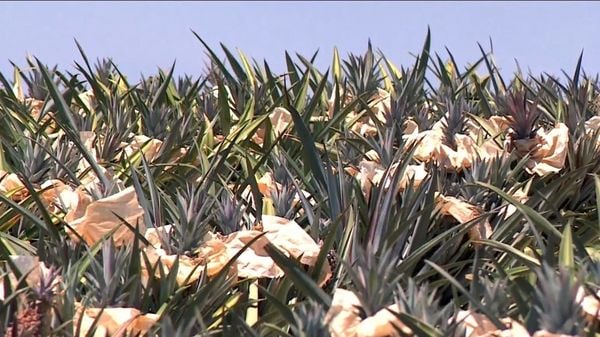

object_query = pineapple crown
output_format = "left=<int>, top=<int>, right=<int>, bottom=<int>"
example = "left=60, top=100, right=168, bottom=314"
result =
left=497, top=88, right=541, bottom=140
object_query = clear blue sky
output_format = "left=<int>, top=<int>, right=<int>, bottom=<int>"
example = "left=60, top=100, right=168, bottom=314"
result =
left=1, top=1, right=599, bottom=81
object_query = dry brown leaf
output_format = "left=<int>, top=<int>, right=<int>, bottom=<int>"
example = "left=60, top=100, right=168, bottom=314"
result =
left=364, top=149, right=381, bottom=162
left=196, top=239, right=233, bottom=277
left=344, top=89, right=392, bottom=137
left=489, top=116, right=512, bottom=133
left=438, top=115, right=507, bottom=170
left=352, top=160, right=384, bottom=199
left=25, top=97, right=56, bottom=128
left=80, top=131, right=97, bottom=154
left=499, top=320, right=530, bottom=337
left=121, top=134, right=188, bottom=168
left=404, top=120, right=419, bottom=135
left=456, top=309, right=497, bottom=337
left=251, top=172, right=311, bottom=208
left=142, top=216, right=329, bottom=286
left=141, top=248, right=210, bottom=286
left=25, top=98, right=44, bottom=119
left=66, top=187, right=145, bottom=247
left=75, top=133, right=129, bottom=193
left=74, top=305, right=159, bottom=337
left=370, top=88, right=391, bottom=121
left=398, top=164, right=428, bottom=191
left=403, top=115, right=509, bottom=169
left=77, top=163, right=126, bottom=198
left=437, top=195, right=492, bottom=244
left=477, top=139, right=505, bottom=161
left=262, top=215, right=324, bottom=267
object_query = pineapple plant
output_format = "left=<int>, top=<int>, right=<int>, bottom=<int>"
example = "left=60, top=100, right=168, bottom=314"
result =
left=0, top=29, right=598, bottom=337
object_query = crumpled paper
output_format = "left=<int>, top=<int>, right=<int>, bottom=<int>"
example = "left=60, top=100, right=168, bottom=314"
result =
left=436, top=134, right=480, bottom=170
left=74, top=304, right=159, bottom=337
left=504, top=185, right=530, bottom=219
left=121, top=134, right=188, bottom=165
left=531, top=331, right=576, bottom=337
left=454, top=310, right=530, bottom=337
left=347, top=160, right=428, bottom=199
left=257, top=172, right=279, bottom=198
left=576, top=286, right=600, bottom=323
left=0, top=171, right=27, bottom=201
left=141, top=242, right=232, bottom=286
left=253, top=172, right=312, bottom=208
left=64, top=187, right=94, bottom=223
left=269, top=107, right=293, bottom=137
left=140, top=216, right=330, bottom=286
left=511, top=123, right=569, bottom=176
left=346, top=89, right=390, bottom=137
left=25, top=98, right=45, bottom=119
left=436, top=195, right=492, bottom=244
left=584, top=116, right=600, bottom=134
left=253, top=107, right=294, bottom=145
left=223, top=215, right=331, bottom=286
left=66, top=187, right=146, bottom=247
left=40, top=179, right=80, bottom=214
left=0, top=255, right=61, bottom=301
left=140, top=226, right=232, bottom=286
left=324, top=288, right=412, bottom=337
left=403, top=117, right=505, bottom=171
left=122, top=135, right=164, bottom=163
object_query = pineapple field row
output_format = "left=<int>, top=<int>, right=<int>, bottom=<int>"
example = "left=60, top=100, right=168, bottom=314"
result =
left=0, top=31, right=599, bottom=336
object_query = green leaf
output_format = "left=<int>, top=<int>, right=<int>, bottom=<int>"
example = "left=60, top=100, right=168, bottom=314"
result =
left=477, top=182, right=562, bottom=239
left=558, top=223, right=574, bottom=269
left=595, top=174, right=600, bottom=231
left=426, top=260, right=505, bottom=328
left=285, top=97, right=326, bottom=189
left=220, top=43, right=248, bottom=83
left=473, top=239, right=540, bottom=268
left=395, top=312, right=442, bottom=337
left=36, top=58, right=111, bottom=191
left=332, top=47, right=341, bottom=82
left=150, top=61, right=176, bottom=109
left=265, top=243, right=331, bottom=308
